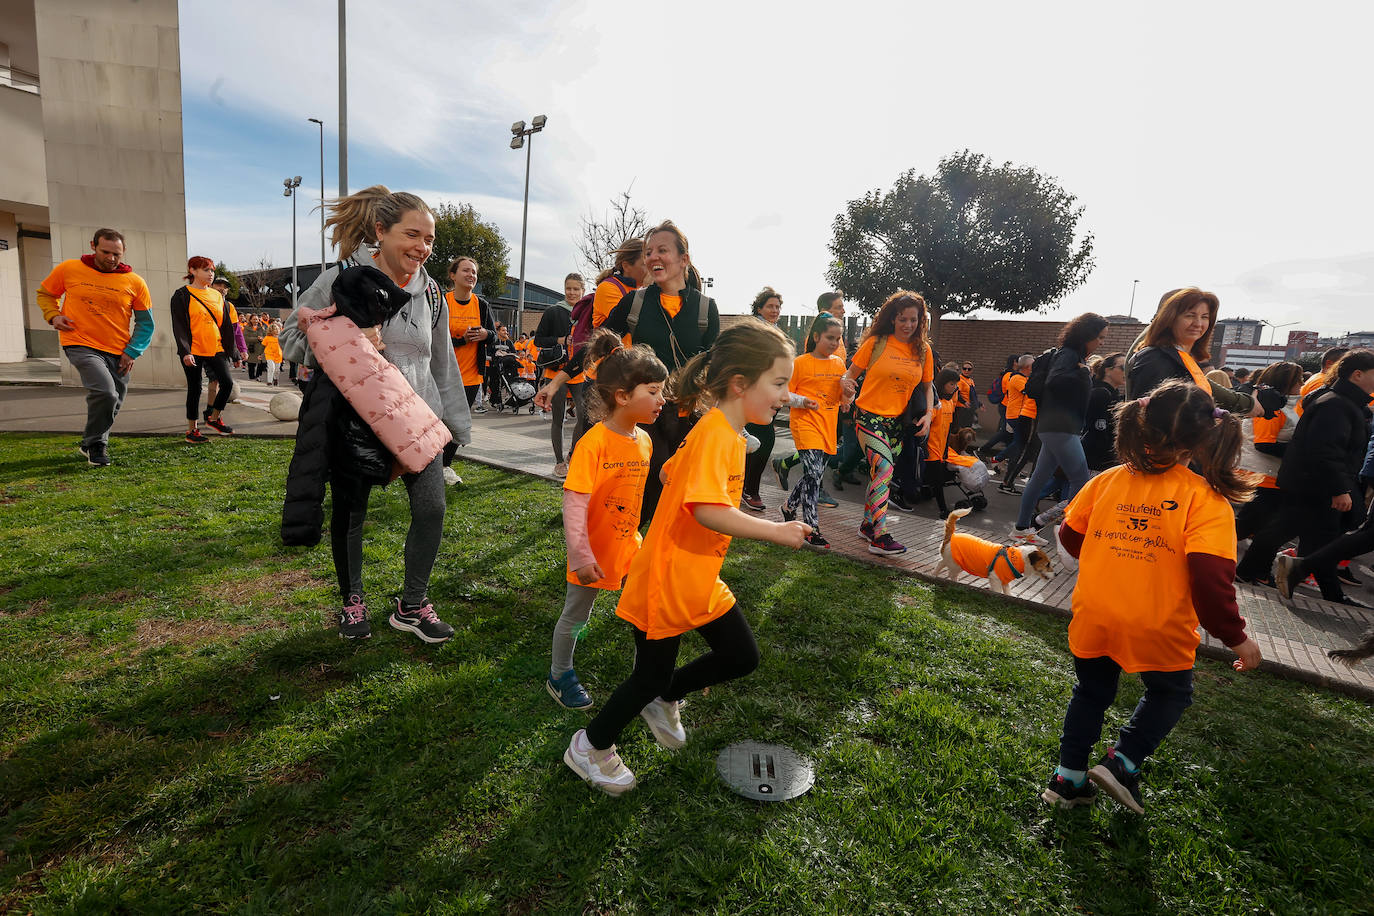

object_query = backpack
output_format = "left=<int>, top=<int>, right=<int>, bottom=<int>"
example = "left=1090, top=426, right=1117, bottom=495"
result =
left=570, top=276, right=629, bottom=351
left=626, top=287, right=712, bottom=335
left=988, top=374, right=1005, bottom=405
left=1024, top=347, right=1057, bottom=402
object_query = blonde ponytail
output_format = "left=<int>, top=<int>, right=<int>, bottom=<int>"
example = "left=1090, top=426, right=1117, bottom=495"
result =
left=324, top=185, right=434, bottom=261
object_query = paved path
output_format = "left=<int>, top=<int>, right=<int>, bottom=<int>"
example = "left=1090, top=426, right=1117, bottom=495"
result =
left=1, top=378, right=1370, bottom=699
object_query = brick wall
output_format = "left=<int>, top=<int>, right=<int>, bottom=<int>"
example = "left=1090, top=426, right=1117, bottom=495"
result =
left=931, top=317, right=1147, bottom=383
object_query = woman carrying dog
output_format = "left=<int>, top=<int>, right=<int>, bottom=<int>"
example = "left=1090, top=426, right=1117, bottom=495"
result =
left=280, top=185, right=470, bottom=644
left=1042, top=380, right=1262, bottom=814
left=840, top=291, right=936, bottom=556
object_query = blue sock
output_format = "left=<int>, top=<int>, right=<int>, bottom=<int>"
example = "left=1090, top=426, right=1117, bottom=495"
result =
left=1115, top=751, right=1139, bottom=773
left=1056, top=766, right=1087, bottom=786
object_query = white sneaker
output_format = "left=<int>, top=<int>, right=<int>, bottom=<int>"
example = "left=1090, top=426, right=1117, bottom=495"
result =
left=640, top=697, right=687, bottom=749
left=442, top=466, right=462, bottom=486
left=1011, top=527, right=1049, bottom=547
left=553, top=461, right=569, bottom=479
left=564, top=728, right=636, bottom=795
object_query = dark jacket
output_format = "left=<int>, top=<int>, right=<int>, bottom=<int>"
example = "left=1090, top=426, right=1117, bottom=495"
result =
left=596, top=285, right=720, bottom=372
left=1082, top=379, right=1123, bottom=470
left=281, top=267, right=412, bottom=546
left=1037, top=345, right=1091, bottom=434
left=170, top=286, right=240, bottom=360
left=533, top=303, right=574, bottom=368
left=449, top=293, right=496, bottom=369
left=1276, top=378, right=1373, bottom=499
left=1126, top=344, right=1254, bottom=414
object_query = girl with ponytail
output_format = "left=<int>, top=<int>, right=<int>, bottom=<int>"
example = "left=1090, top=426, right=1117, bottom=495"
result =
left=1042, top=379, right=1262, bottom=815
left=563, top=321, right=810, bottom=796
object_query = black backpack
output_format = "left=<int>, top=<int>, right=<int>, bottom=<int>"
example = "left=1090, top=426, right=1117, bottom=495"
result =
left=1024, top=348, right=1057, bottom=402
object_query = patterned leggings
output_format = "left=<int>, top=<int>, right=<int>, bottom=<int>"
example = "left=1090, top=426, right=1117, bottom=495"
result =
left=784, top=449, right=829, bottom=530
left=856, top=410, right=903, bottom=535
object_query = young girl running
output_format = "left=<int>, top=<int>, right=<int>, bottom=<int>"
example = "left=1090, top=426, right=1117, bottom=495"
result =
left=564, top=322, right=811, bottom=795
left=922, top=368, right=964, bottom=516
left=548, top=335, right=668, bottom=710
left=781, top=315, right=853, bottom=548
left=841, top=291, right=935, bottom=556
left=1042, top=380, right=1262, bottom=814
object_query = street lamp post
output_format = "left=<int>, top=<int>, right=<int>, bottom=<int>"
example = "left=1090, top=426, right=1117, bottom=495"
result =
left=337, top=0, right=347, bottom=196
left=1128, top=279, right=1140, bottom=318
left=509, top=114, right=547, bottom=335
left=1261, top=320, right=1298, bottom=347
left=284, top=176, right=303, bottom=308
left=308, top=118, right=326, bottom=271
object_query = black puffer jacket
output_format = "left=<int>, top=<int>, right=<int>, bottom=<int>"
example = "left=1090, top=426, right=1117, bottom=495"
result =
left=280, top=267, right=412, bottom=546
left=1082, top=379, right=1123, bottom=470
left=1276, top=377, right=1373, bottom=499
left=1037, top=345, right=1091, bottom=434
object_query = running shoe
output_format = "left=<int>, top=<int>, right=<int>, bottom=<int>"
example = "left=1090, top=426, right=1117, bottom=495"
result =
left=553, top=461, right=569, bottom=479
left=1088, top=748, right=1144, bottom=814
left=1011, top=527, right=1049, bottom=547
left=889, top=490, right=915, bottom=512
left=817, top=489, right=839, bottom=508
left=1041, top=772, right=1097, bottom=809
left=868, top=533, right=907, bottom=556
left=1337, top=564, right=1362, bottom=587
left=859, top=521, right=876, bottom=543
left=781, top=503, right=796, bottom=523
left=640, top=697, right=687, bottom=749
left=388, top=598, right=454, bottom=644
left=1273, top=553, right=1300, bottom=600
left=547, top=669, right=593, bottom=710
left=565, top=729, right=636, bottom=795
left=79, top=442, right=111, bottom=467
left=185, top=429, right=209, bottom=444
left=804, top=531, right=831, bottom=550
left=997, top=481, right=1021, bottom=495
left=205, top=415, right=234, bottom=436
left=338, top=594, right=371, bottom=639
left=741, top=493, right=765, bottom=512
left=442, top=466, right=463, bottom=486
left=772, top=457, right=791, bottom=491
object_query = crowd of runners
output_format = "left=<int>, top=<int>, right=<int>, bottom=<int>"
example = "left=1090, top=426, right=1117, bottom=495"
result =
left=34, top=187, right=1374, bottom=814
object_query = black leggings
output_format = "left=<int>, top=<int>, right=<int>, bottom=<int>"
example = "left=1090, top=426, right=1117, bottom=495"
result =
left=742, top=419, right=776, bottom=497
left=585, top=604, right=760, bottom=750
left=183, top=354, right=232, bottom=421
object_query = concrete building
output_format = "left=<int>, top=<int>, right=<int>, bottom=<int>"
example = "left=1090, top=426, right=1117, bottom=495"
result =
left=1214, top=344, right=1288, bottom=373
left=0, top=0, right=186, bottom=387
left=1212, top=317, right=1264, bottom=348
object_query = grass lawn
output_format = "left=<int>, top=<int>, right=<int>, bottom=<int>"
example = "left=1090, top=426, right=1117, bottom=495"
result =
left=0, top=432, right=1371, bottom=914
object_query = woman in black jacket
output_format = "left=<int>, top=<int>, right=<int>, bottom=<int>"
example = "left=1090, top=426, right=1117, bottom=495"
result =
left=1083, top=351, right=1126, bottom=470
left=532, top=273, right=583, bottom=476
left=1012, top=313, right=1109, bottom=538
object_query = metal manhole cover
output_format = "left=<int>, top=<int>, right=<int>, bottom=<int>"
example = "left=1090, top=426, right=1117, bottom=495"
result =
left=716, top=741, right=815, bottom=801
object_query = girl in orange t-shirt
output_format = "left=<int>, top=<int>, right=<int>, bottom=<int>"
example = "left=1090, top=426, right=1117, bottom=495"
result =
left=564, top=322, right=811, bottom=796
left=547, top=339, right=667, bottom=711
left=781, top=315, right=853, bottom=548
left=1042, top=380, right=1263, bottom=814
left=923, top=368, right=965, bottom=516
left=840, top=291, right=935, bottom=557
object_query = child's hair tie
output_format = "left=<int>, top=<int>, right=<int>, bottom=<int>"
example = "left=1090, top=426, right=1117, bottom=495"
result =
left=1137, top=396, right=1151, bottom=407
left=1213, top=407, right=1228, bottom=419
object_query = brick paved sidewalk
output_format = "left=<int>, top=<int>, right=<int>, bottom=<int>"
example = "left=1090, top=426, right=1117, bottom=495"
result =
left=1, top=382, right=1370, bottom=699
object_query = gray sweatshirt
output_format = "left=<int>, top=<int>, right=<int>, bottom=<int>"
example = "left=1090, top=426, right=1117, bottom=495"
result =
left=280, top=256, right=472, bottom=446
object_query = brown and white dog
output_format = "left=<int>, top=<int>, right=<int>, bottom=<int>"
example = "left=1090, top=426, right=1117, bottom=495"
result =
left=933, top=508, right=1054, bottom=595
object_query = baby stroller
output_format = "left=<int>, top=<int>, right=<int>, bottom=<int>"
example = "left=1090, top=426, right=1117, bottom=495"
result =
left=491, top=343, right=537, bottom=414
left=947, top=456, right=990, bottom=511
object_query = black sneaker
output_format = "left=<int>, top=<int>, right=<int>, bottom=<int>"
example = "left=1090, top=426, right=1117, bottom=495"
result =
left=772, top=457, right=791, bottom=491
left=817, top=489, right=839, bottom=508
left=1334, top=594, right=1372, bottom=609
left=1273, top=553, right=1300, bottom=600
left=804, top=531, right=830, bottom=550
left=741, top=493, right=765, bottom=512
left=1237, top=574, right=1277, bottom=589
left=1337, top=565, right=1362, bottom=587
left=185, top=429, right=210, bottom=444
left=889, top=490, right=915, bottom=512
left=997, top=481, right=1021, bottom=495
left=1041, top=772, right=1097, bottom=809
left=338, top=594, right=371, bottom=639
left=205, top=415, right=234, bottom=436
left=1088, top=749, right=1144, bottom=814
left=389, top=598, right=454, bottom=644
left=79, top=442, right=110, bottom=467
left=781, top=503, right=796, bottom=523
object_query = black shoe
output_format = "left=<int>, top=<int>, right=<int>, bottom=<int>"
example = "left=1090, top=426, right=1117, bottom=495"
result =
left=1273, top=553, right=1300, bottom=600
left=1333, top=595, right=1372, bottom=609
left=889, top=490, right=915, bottom=512
left=804, top=531, right=830, bottom=550
left=205, top=415, right=234, bottom=436
left=1088, top=749, right=1144, bottom=814
left=781, top=503, right=796, bottom=523
left=997, top=482, right=1021, bottom=495
left=1337, top=566, right=1362, bottom=587
left=1041, top=772, right=1097, bottom=809
left=338, top=595, right=371, bottom=639
left=1237, top=574, right=1277, bottom=589
left=78, top=442, right=110, bottom=467
left=185, top=429, right=210, bottom=444
left=389, top=598, right=454, bottom=644
left=772, top=457, right=790, bottom=491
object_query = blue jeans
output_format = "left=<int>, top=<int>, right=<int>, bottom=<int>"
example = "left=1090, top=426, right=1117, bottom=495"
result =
left=63, top=345, right=130, bottom=448
left=1058, top=655, right=1194, bottom=770
left=1016, top=431, right=1091, bottom=528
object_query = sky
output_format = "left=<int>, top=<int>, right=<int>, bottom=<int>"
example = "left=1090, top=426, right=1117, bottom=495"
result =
left=178, top=0, right=1374, bottom=338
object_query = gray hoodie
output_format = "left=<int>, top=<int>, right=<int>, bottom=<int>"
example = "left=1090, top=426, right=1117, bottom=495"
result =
left=280, top=256, right=471, bottom=446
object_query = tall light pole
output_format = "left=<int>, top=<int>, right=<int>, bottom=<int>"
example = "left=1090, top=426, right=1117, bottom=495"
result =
left=337, top=0, right=348, bottom=196
left=308, top=117, right=326, bottom=270
left=1261, top=320, right=1298, bottom=347
left=509, top=114, right=547, bottom=335
left=284, top=176, right=303, bottom=308
left=1128, top=279, right=1140, bottom=318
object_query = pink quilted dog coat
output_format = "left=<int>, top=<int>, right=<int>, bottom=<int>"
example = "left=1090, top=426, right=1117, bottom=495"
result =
left=306, top=314, right=452, bottom=474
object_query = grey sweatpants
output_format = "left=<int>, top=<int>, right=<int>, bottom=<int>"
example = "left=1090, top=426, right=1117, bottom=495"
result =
left=550, top=582, right=598, bottom=677
left=64, top=345, right=130, bottom=448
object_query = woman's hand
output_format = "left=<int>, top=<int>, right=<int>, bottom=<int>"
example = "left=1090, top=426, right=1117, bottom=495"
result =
left=534, top=383, right=556, bottom=409
left=181, top=354, right=197, bottom=368
left=841, top=376, right=857, bottom=400
left=914, top=409, right=935, bottom=437
left=296, top=303, right=337, bottom=331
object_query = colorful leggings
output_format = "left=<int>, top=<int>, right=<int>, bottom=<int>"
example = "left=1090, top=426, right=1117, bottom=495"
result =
left=784, top=449, right=829, bottom=530
left=856, top=410, right=903, bottom=535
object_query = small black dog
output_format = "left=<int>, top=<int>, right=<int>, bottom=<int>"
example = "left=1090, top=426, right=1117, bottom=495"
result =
left=1328, top=626, right=1374, bottom=666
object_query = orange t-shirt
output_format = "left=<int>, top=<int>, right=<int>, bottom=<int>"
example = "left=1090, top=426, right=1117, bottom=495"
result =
left=563, top=423, right=653, bottom=590
left=1295, top=372, right=1327, bottom=417
left=40, top=259, right=152, bottom=355
left=447, top=292, right=485, bottom=386
left=926, top=394, right=957, bottom=462
left=660, top=294, right=683, bottom=319
left=615, top=408, right=743, bottom=639
left=788, top=353, right=846, bottom=454
left=956, top=375, right=973, bottom=407
left=1250, top=411, right=1287, bottom=489
left=851, top=336, right=933, bottom=417
left=263, top=335, right=283, bottom=364
left=950, top=534, right=1027, bottom=585
left=592, top=277, right=632, bottom=327
left=184, top=286, right=227, bottom=357
left=1177, top=349, right=1211, bottom=389
left=1063, top=463, right=1236, bottom=672
left=1003, top=372, right=1027, bottom=419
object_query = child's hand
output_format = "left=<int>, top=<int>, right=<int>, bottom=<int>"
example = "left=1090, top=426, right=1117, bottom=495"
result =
left=799, top=397, right=820, bottom=410
left=573, top=562, right=604, bottom=585
left=841, top=376, right=857, bottom=399
left=1230, top=636, right=1262, bottom=671
left=774, top=520, right=811, bottom=549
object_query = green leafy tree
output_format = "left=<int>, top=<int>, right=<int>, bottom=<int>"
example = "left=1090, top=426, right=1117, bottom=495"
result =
left=428, top=202, right=511, bottom=298
left=827, top=151, right=1094, bottom=329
